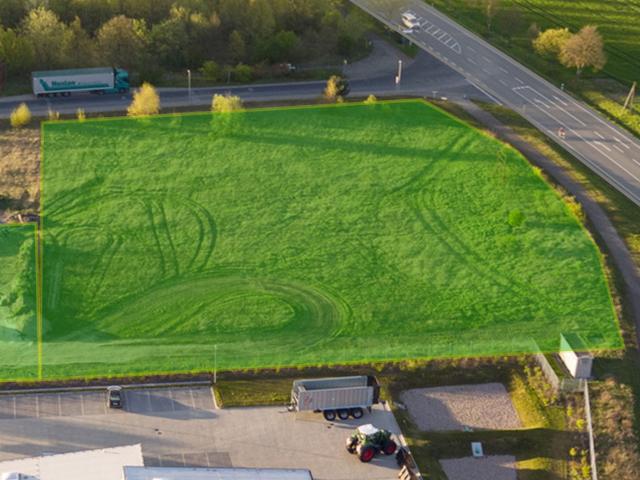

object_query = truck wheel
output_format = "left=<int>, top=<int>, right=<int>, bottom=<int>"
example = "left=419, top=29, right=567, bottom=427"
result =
left=323, top=410, right=336, bottom=421
left=383, top=440, right=397, bottom=455
left=350, top=407, right=364, bottom=419
left=337, top=409, right=350, bottom=420
left=357, top=444, right=376, bottom=463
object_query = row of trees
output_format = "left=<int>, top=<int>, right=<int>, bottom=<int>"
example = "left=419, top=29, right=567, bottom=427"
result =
left=0, top=0, right=369, bottom=84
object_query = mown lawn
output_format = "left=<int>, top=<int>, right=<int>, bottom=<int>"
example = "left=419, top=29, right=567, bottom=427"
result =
left=0, top=99, right=620, bottom=380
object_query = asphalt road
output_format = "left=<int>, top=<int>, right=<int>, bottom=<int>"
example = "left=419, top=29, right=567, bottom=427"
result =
left=351, top=0, right=640, bottom=207
left=0, top=46, right=482, bottom=119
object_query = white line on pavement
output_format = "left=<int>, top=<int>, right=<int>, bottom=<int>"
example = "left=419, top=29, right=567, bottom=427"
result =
left=515, top=77, right=524, bottom=84
left=499, top=67, right=509, bottom=74
left=553, top=95, right=569, bottom=106
left=499, top=79, right=508, bottom=86
left=594, top=140, right=612, bottom=152
left=613, top=144, right=624, bottom=153
left=467, top=57, right=477, bottom=65
left=613, top=136, right=631, bottom=150
left=594, top=131, right=605, bottom=140
left=482, top=56, right=492, bottom=63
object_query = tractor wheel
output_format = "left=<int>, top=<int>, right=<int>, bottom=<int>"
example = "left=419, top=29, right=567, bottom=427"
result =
left=382, top=439, right=397, bottom=455
left=357, top=444, right=376, bottom=463
left=323, top=410, right=336, bottom=421
left=350, top=407, right=364, bottom=419
left=346, top=438, right=357, bottom=454
left=337, top=409, right=350, bottom=420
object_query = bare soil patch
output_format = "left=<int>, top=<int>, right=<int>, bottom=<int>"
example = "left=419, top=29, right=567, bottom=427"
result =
left=440, top=455, right=517, bottom=480
left=0, top=127, right=39, bottom=221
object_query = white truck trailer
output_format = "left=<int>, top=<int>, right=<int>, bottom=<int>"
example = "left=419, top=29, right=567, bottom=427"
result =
left=290, top=375, right=380, bottom=421
left=32, top=67, right=130, bottom=97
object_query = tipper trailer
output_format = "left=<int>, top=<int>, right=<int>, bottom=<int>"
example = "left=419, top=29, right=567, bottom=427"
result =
left=32, top=67, right=130, bottom=97
left=290, top=375, right=380, bottom=421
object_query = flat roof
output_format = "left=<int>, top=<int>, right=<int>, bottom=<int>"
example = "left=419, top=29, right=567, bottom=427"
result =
left=123, top=466, right=314, bottom=480
left=32, top=67, right=114, bottom=77
left=0, top=444, right=143, bottom=480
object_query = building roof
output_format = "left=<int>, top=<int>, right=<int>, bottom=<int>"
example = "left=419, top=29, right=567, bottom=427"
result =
left=0, top=445, right=143, bottom=480
left=123, top=466, right=314, bottom=480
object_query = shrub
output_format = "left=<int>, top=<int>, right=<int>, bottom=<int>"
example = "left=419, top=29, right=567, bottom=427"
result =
left=48, top=109, right=60, bottom=121
left=200, top=60, right=221, bottom=82
left=127, top=82, right=160, bottom=117
left=10, top=103, right=32, bottom=128
left=233, top=63, right=253, bottom=83
left=211, top=93, right=243, bottom=113
left=76, top=108, right=86, bottom=121
left=564, top=196, right=585, bottom=223
left=364, top=94, right=377, bottom=104
left=508, top=208, right=525, bottom=227
left=324, top=75, right=340, bottom=101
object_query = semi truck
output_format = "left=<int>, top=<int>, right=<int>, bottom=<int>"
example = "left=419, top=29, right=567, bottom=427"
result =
left=32, top=67, right=130, bottom=97
left=289, top=375, right=380, bottom=421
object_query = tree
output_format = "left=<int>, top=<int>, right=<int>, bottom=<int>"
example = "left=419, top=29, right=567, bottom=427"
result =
left=0, top=27, right=35, bottom=76
left=151, top=15, right=190, bottom=69
left=200, top=60, right=221, bottom=81
left=533, top=28, right=571, bottom=58
left=127, top=82, right=160, bottom=116
left=10, top=103, right=31, bottom=128
left=559, top=25, right=606, bottom=76
left=20, top=7, right=71, bottom=69
left=264, top=30, right=298, bottom=62
left=0, top=0, right=27, bottom=28
left=64, top=17, right=95, bottom=67
left=211, top=93, right=243, bottom=112
left=96, top=16, right=148, bottom=71
left=228, top=30, right=246, bottom=63
left=232, top=63, right=252, bottom=82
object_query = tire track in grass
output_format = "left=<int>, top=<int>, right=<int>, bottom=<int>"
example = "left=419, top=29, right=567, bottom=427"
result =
left=143, top=199, right=166, bottom=278
left=157, top=200, right=180, bottom=277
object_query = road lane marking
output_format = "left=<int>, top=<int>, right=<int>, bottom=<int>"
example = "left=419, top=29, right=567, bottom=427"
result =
left=482, top=56, right=492, bottom=63
left=482, top=68, right=491, bottom=74
left=515, top=77, right=524, bottom=84
left=553, top=95, right=569, bottom=106
left=499, top=79, right=508, bottom=86
left=515, top=85, right=587, bottom=126
left=467, top=57, right=477, bottom=65
left=467, top=46, right=476, bottom=53
left=534, top=98, right=550, bottom=109
left=594, top=140, right=611, bottom=152
left=499, top=67, right=509, bottom=74
left=613, top=144, right=624, bottom=153
left=594, top=131, right=605, bottom=140
left=613, top=136, right=631, bottom=150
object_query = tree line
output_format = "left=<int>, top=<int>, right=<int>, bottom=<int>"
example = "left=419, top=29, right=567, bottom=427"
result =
left=0, top=0, right=369, bottom=84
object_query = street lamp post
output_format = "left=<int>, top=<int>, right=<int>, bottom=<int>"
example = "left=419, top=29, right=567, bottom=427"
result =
left=187, top=69, right=192, bottom=102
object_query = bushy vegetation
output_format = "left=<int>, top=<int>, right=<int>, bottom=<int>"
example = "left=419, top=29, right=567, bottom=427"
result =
left=127, top=82, right=160, bottom=116
left=9, top=102, right=31, bottom=127
left=0, top=0, right=371, bottom=87
left=211, top=93, right=242, bottom=112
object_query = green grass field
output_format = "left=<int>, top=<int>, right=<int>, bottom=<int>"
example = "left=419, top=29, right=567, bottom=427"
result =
left=0, top=100, right=622, bottom=380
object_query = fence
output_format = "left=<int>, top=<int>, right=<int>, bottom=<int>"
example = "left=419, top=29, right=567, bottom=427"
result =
left=584, top=381, right=598, bottom=480
left=533, top=352, right=585, bottom=394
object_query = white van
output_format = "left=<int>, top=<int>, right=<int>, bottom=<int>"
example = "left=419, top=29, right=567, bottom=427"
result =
left=402, top=11, right=420, bottom=29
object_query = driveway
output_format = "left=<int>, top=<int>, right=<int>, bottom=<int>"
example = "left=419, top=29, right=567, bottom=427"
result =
left=0, top=386, right=404, bottom=480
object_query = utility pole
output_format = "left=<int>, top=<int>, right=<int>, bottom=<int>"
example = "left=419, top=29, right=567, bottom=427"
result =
left=396, top=59, right=403, bottom=85
left=623, top=81, right=636, bottom=111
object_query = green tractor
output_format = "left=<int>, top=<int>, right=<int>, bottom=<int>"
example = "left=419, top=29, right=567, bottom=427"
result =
left=345, top=424, right=397, bottom=462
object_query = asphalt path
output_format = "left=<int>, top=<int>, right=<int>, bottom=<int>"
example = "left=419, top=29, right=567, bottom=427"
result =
left=351, top=0, right=640, bottom=207
left=0, top=49, right=482, bottom=119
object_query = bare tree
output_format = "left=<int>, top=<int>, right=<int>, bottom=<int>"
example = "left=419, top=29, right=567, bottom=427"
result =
left=559, top=25, right=606, bottom=76
left=481, top=0, right=501, bottom=31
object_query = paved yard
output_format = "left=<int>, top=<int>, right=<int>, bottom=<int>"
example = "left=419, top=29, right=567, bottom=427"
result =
left=440, top=455, right=517, bottom=480
left=400, top=383, right=521, bottom=431
left=0, top=386, right=402, bottom=480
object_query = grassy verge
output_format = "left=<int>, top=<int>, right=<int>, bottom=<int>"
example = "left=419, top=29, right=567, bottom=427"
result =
left=426, top=0, right=640, bottom=139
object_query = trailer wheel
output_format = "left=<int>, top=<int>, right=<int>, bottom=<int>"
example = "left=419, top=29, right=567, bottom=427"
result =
left=337, top=409, right=350, bottom=420
left=357, top=444, right=376, bottom=463
left=322, top=410, right=336, bottom=421
left=350, top=407, right=364, bottom=419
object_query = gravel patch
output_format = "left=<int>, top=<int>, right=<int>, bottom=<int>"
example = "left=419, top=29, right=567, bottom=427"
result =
left=440, top=455, right=517, bottom=480
left=400, top=383, right=521, bottom=431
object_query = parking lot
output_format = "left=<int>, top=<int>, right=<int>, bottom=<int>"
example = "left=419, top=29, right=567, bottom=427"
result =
left=0, top=385, right=403, bottom=479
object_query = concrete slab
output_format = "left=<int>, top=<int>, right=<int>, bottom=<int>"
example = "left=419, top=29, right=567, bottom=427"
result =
left=440, top=455, right=517, bottom=480
left=0, top=387, right=403, bottom=480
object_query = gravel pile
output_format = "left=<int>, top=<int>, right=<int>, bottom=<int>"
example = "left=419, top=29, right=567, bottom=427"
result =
left=440, top=455, right=517, bottom=480
left=400, top=383, right=521, bottom=431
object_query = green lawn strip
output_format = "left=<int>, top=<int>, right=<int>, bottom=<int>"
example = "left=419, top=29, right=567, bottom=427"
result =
left=30, top=99, right=620, bottom=380
left=0, top=224, right=39, bottom=380
left=426, top=0, right=640, bottom=137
